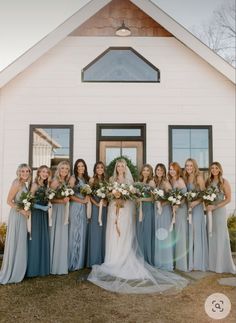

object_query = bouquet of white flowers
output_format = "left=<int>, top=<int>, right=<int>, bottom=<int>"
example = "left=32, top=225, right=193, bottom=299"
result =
left=80, top=184, right=92, bottom=196
left=202, top=186, right=219, bottom=236
left=107, top=181, right=136, bottom=236
left=134, top=182, right=154, bottom=221
left=16, top=191, right=34, bottom=212
left=184, top=190, right=201, bottom=223
left=91, top=181, right=109, bottom=226
left=167, top=188, right=185, bottom=231
left=53, top=183, right=74, bottom=226
left=152, top=188, right=168, bottom=215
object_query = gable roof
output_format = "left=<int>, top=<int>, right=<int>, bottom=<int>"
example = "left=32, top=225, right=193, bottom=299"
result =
left=0, top=0, right=235, bottom=88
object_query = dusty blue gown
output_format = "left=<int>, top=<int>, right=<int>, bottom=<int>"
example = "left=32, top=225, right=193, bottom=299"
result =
left=208, top=182, right=235, bottom=273
left=136, top=200, right=155, bottom=265
left=187, top=183, right=208, bottom=271
left=155, top=200, right=174, bottom=271
left=0, top=184, right=28, bottom=284
left=68, top=178, right=88, bottom=270
left=50, top=185, right=69, bottom=275
left=86, top=196, right=107, bottom=267
left=173, top=186, right=188, bottom=272
left=26, top=186, right=50, bottom=277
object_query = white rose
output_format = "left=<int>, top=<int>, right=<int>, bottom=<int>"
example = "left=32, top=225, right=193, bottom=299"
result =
left=22, top=199, right=28, bottom=203
left=168, top=196, right=173, bottom=201
left=172, top=198, right=177, bottom=203
left=177, top=195, right=182, bottom=200
left=211, top=193, right=216, bottom=199
left=191, top=192, right=196, bottom=198
left=176, top=200, right=181, bottom=205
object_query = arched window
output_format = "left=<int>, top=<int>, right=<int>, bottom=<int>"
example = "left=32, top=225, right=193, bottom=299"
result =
left=82, top=47, right=160, bottom=82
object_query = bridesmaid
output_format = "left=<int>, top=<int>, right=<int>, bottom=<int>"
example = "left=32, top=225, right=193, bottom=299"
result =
left=0, top=163, right=31, bottom=284
left=168, top=162, right=188, bottom=272
left=50, top=161, right=71, bottom=275
left=183, top=158, right=208, bottom=271
left=154, top=163, right=174, bottom=271
left=68, top=159, right=90, bottom=271
left=136, top=164, right=155, bottom=265
left=86, top=161, right=107, bottom=267
left=26, top=165, right=51, bottom=277
left=205, top=162, right=235, bottom=273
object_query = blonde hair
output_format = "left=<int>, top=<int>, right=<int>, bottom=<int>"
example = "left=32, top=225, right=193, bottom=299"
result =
left=114, top=158, right=127, bottom=177
left=183, top=158, right=201, bottom=189
left=139, top=164, right=153, bottom=183
left=34, top=165, right=52, bottom=186
left=16, top=163, right=32, bottom=183
left=54, top=161, right=70, bottom=183
left=206, top=161, right=224, bottom=190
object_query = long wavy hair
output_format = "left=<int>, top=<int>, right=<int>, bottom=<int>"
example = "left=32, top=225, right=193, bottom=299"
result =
left=16, top=163, right=32, bottom=184
left=168, top=162, right=182, bottom=181
left=34, top=165, right=52, bottom=187
left=154, top=163, right=168, bottom=187
left=139, top=164, right=153, bottom=184
left=54, top=160, right=71, bottom=184
left=73, top=159, right=89, bottom=184
left=92, top=161, right=107, bottom=187
left=183, top=158, right=201, bottom=189
left=206, top=161, right=224, bottom=190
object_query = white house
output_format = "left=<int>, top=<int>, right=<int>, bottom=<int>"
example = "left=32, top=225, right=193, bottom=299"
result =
left=0, top=0, right=235, bottom=221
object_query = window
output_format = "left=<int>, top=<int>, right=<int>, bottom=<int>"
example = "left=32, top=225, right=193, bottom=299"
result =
left=97, top=124, right=146, bottom=169
left=82, top=47, right=160, bottom=82
left=169, top=126, right=212, bottom=170
left=29, top=125, right=73, bottom=174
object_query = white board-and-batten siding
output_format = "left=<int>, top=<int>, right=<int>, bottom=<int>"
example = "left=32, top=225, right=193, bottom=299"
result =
left=0, top=36, right=235, bottom=221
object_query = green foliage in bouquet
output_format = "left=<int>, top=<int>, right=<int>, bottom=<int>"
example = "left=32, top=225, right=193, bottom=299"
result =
left=227, top=213, right=236, bottom=252
left=0, top=222, right=7, bottom=253
left=106, top=156, right=139, bottom=181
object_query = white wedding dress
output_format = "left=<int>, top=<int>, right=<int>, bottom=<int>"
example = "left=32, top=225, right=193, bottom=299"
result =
left=88, top=170, right=188, bottom=294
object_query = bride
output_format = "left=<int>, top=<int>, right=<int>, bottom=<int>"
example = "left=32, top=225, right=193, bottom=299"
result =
left=88, top=159, right=188, bottom=294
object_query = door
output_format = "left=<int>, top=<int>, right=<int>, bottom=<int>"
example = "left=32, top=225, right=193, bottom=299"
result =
left=99, top=141, right=143, bottom=170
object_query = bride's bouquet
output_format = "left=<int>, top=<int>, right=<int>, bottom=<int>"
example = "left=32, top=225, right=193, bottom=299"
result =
left=166, top=188, right=185, bottom=231
left=184, top=190, right=201, bottom=224
left=202, top=186, right=218, bottom=236
left=107, top=181, right=136, bottom=235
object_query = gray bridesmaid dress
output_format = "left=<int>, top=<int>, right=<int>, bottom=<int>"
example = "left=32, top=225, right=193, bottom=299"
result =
left=208, top=182, right=235, bottom=273
left=68, top=178, right=87, bottom=270
left=0, top=185, right=28, bottom=284
left=187, top=183, right=208, bottom=271
left=173, top=186, right=188, bottom=272
left=50, top=188, right=69, bottom=275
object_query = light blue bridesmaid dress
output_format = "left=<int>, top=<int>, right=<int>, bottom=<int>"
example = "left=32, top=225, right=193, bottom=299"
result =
left=86, top=195, right=107, bottom=267
left=136, top=200, right=155, bottom=265
left=68, top=178, right=87, bottom=270
left=50, top=185, right=69, bottom=275
left=187, top=183, right=208, bottom=271
left=208, top=182, right=235, bottom=273
left=154, top=196, right=174, bottom=271
left=173, top=185, right=188, bottom=272
left=0, top=184, right=28, bottom=284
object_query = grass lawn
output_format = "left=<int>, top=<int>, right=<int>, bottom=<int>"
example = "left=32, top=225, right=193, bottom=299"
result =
left=0, top=267, right=235, bottom=323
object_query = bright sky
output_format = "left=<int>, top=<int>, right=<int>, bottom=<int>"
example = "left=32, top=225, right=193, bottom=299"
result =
left=0, top=0, right=225, bottom=72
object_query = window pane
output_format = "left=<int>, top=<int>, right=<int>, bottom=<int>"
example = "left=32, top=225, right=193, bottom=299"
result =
left=191, top=129, right=208, bottom=148
left=172, top=148, right=190, bottom=167
left=106, top=148, right=121, bottom=165
left=190, top=149, right=209, bottom=168
left=122, top=148, right=137, bottom=166
left=101, top=129, right=141, bottom=137
left=172, top=129, right=190, bottom=148
left=32, top=127, right=71, bottom=169
left=83, top=49, right=159, bottom=82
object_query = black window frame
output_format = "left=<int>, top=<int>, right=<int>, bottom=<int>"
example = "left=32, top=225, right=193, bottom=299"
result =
left=96, top=123, right=146, bottom=164
left=168, top=125, right=213, bottom=171
left=82, top=47, right=160, bottom=83
left=29, top=124, right=74, bottom=171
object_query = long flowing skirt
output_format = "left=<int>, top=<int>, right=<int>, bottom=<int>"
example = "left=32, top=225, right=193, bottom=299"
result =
left=174, top=204, right=188, bottom=271
left=208, top=207, right=235, bottom=273
left=0, top=208, right=27, bottom=284
left=26, top=208, right=50, bottom=277
left=68, top=201, right=87, bottom=270
left=88, top=200, right=188, bottom=294
left=50, top=204, right=68, bottom=275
